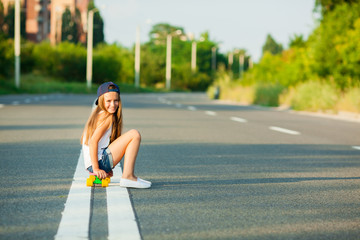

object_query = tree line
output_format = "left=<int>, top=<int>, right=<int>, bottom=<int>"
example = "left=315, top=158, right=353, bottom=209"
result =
left=209, top=0, right=360, bottom=113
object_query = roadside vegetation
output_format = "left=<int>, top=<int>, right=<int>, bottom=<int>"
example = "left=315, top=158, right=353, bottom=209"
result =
left=208, top=1, right=360, bottom=114
left=0, top=0, right=359, bottom=114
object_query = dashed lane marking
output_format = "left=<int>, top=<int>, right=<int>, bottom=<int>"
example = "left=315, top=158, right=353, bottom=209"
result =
left=352, top=146, right=360, bottom=150
left=205, top=111, right=217, bottom=116
left=230, top=116, right=248, bottom=123
left=188, top=106, right=197, bottom=111
left=269, top=126, right=300, bottom=135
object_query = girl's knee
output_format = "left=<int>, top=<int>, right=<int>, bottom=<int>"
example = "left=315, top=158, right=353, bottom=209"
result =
left=129, top=129, right=141, bottom=141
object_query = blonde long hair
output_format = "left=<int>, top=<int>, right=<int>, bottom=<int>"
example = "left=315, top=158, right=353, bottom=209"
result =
left=81, top=90, right=123, bottom=145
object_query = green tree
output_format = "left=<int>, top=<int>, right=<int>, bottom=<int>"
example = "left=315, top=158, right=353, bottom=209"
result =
left=88, top=0, right=104, bottom=47
left=289, top=34, right=306, bottom=48
left=61, top=8, right=78, bottom=43
left=262, top=34, right=283, bottom=56
left=149, top=23, right=185, bottom=45
left=3, top=3, right=26, bottom=39
left=308, top=1, right=360, bottom=89
left=0, top=1, right=4, bottom=37
left=315, top=0, right=358, bottom=16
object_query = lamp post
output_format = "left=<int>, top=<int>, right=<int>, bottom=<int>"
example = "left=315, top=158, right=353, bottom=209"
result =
left=211, top=47, right=217, bottom=72
left=14, top=0, right=20, bottom=88
left=191, top=41, right=197, bottom=73
left=190, top=36, right=204, bottom=73
left=165, top=29, right=182, bottom=90
left=86, top=8, right=98, bottom=89
left=134, top=25, right=140, bottom=88
left=134, top=19, right=151, bottom=88
left=239, top=54, right=245, bottom=79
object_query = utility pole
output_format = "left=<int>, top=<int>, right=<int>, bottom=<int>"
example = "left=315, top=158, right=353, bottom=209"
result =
left=134, top=26, right=140, bottom=88
left=14, top=0, right=21, bottom=88
left=86, top=9, right=98, bottom=89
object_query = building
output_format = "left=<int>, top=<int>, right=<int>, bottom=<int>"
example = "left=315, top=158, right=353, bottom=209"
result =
left=1, top=0, right=89, bottom=44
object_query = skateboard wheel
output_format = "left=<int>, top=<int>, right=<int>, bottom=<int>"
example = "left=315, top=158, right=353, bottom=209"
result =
left=102, top=180, right=109, bottom=187
left=106, top=177, right=111, bottom=183
left=86, top=178, right=94, bottom=187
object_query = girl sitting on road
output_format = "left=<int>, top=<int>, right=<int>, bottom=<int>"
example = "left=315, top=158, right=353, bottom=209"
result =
left=81, top=82, right=151, bottom=188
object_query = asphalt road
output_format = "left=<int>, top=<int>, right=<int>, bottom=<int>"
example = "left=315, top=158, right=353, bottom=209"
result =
left=0, top=93, right=359, bottom=240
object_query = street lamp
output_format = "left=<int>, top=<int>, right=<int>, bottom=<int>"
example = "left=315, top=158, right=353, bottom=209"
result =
left=190, top=36, right=205, bottom=73
left=165, top=29, right=182, bottom=90
left=86, top=8, right=98, bottom=89
left=134, top=19, right=151, bottom=88
left=211, top=47, right=217, bottom=72
left=14, top=0, right=21, bottom=88
left=239, top=54, right=245, bottom=78
left=134, top=25, right=140, bottom=88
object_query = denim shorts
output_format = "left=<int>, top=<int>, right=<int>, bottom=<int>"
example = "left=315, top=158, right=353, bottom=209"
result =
left=87, top=148, right=114, bottom=173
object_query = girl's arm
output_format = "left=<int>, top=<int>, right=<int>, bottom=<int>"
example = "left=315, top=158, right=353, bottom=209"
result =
left=89, top=114, right=112, bottom=179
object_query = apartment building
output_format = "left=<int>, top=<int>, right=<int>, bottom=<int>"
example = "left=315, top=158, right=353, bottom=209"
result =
left=1, top=0, right=89, bottom=44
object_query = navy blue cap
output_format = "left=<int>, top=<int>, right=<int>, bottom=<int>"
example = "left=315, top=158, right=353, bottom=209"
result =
left=95, top=82, right=120, bottom=105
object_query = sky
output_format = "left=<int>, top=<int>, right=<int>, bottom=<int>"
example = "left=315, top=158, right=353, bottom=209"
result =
left=94, top=0, right=317, bottom=62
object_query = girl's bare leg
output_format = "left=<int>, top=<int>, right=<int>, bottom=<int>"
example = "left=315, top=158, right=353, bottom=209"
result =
left=108, top=129, right=141, bottom=181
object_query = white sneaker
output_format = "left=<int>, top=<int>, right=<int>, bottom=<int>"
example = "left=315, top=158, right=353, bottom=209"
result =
left=120, top=178, right=151, bottom=189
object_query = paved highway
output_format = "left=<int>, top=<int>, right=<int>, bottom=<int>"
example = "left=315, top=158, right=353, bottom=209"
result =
left=0, top=93, right=359, bottom=239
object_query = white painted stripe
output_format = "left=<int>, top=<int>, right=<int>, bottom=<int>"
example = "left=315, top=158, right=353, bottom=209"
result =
left=269, top=126, right=300, bottom=135
left=55, top=150, right=91, bottom=239
left=175, top=103, right=182, bottom=108
left=158, top=97, right=166, bottom=103
left=230, top=116, right=247, bottom=123
left=107, top=166, right=141, bottom=240
left=12, top=101, right=19, bottom=105
left=352, top=146, right=360, bottom=150
left=0, top=104, right=4, bottom=108
left=188, top=106, right=197, bottom=111
left=205, top=111, right=217, bottom=116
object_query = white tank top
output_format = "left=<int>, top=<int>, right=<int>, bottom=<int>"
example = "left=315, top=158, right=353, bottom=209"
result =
left=82, top=126, right=112, bottom=169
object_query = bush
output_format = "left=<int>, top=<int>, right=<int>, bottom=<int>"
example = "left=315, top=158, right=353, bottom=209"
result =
left=253, top=83, right=285, bottom=106
left=337, top=87, right=360, bottom=113
left=0, top=38, right=14, bottom=78
left=291, top=80, right=339, bottom=112
left=55, top=41, right=86, bottom=82
left=32, top=42, right=58, bottom=75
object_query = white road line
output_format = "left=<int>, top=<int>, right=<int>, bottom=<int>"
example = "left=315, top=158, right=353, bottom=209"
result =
left=107, top=166, right=141, bottom=240
left=55, top=150, right=141, bottom=240
left=175, top=103, right=182, bottom=108
left=55, top=150, right=91, bottom=239
left=269, top=126, right=300, bottom=135
left=12, top=101, right=19, bottom=105
left=230, top=116, right=247, bottom=123
left=188, top=106, right=197, bottom=111
left=0, top=104, right=4, bottom=108
left=205, top=111, right=217, bottom=116
left=352, top=146, right=360, bottom=150
left=158, top=97, right=166, bottom=103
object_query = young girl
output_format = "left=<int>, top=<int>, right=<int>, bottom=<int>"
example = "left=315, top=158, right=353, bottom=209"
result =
left=81, top=82, right=151, bottom=189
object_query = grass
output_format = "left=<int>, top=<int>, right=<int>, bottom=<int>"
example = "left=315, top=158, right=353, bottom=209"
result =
left=209, top=73, right=360, bottom=114
left=0, top=73, right=166, bottom=95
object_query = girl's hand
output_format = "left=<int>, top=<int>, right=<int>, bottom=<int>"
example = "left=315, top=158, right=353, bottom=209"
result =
left=94, top=169, right=107, bottom=179
left=107, top=170, right=113, bottom=178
